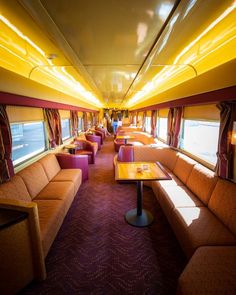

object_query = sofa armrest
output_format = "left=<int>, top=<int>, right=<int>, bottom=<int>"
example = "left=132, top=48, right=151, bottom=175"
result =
left=56, top=153, right=89, bottom=181
left=0, top=198, right=46, bottom=281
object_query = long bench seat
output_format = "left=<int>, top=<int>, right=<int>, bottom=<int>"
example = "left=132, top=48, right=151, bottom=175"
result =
left=0, top=153, right=88, bottom=293
left=114, top=145, right=236, bottom=294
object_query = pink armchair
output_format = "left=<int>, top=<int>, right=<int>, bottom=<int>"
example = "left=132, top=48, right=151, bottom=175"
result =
left=89, top=129, right=104, bottom=144
left=56, top=153, right=89, bottom=182
left=85, top=134, right=102, bottom=150
left=73, top=139, right=97, bottom=164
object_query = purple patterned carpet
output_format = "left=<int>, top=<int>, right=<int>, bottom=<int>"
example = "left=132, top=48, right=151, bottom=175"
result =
left=21, top=137, right=186, bottom=295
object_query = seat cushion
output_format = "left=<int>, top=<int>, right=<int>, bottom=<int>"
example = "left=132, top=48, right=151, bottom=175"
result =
left=154, top=168, right=184, bottom=189
left=177, top=246, right=236, bottom=295
left=35, top=200, right=66, bottom=257
left=133, top=146, right=178, bottom=171
left=35, top=181, right=74, bottom=203
left=18, top=162, right=49, bottom=199
left=208, top=179, right=236, bottom=236
left=173, top=154, right=196, bottom=184
left=171, top=207, right=236, bottom=258
left=52, top=169, right=82, bottom=194
left=186, top=164, right=217, bottom=205
left=38, top=154, right=61, bottom=181
left=0, top=175, right=31, bottom=201
left=157, top=185, right=204, bottom=218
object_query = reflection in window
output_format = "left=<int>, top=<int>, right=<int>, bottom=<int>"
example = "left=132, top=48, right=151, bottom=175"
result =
left=61, top=119, right=71, bottom=140
left=145, top=117, right=151, bottom=133
left=78, top=118, right=83, bottom=131
left=158, top=117, right=167, bottom=141
left=11, top=122, right=46, bottom=165
left=180, top=120, right=219, bottom=165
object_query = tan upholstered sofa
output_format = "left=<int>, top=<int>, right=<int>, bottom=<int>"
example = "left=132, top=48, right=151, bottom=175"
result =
left=0, top=153, right=87, bottom=293
left=114, top=145, right=236, bottom=294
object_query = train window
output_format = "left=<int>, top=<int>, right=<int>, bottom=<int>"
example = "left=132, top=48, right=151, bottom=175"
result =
left=78, top=117, right=83, bottom=131
left=180, top=120, right=220, bottom=165
left=11, top=122, right=46, bottom=165
left=61, top=119, right=71, bottom=140
left=157, top=117, right=168, bottom=141
left=145, top=117, right=151, bottom=133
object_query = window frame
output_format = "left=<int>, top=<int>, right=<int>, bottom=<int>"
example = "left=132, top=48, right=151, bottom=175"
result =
left=11, top=120, right=47, bottom=166
left=179, top=118, right=220, bottom=167
left=157, top=117, right=168, bottom=142
left=61, top=118, right=71, bottom=141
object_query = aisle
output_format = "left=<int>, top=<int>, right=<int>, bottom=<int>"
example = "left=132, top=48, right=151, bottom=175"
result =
left=21, top=137, right=185, bottom=295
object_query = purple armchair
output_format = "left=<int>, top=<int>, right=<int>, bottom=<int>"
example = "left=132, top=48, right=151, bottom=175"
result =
left=89, top=129, right=104, bottom=144
left=73, top=139, right=97, bottom=164
left=56, top=153, right=89, bottom=182
left=85, top=134, right=102, bottom=150
left=117, top=145, right=134, bottom=162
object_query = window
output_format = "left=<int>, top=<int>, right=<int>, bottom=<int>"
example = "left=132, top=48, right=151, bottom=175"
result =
left=61, top=119, right=71, bottom=140
left=11, top=122, right=46, bottom=165
left=145, top=117, right=151, bottom=133
left=180, top=120, right=219, bottom=165
left=78, top=118, right=83, bottom=131
left=158, top=117, right=167, bottom=141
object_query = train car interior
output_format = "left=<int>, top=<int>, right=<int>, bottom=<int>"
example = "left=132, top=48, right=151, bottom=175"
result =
left=0, top=0, right=235, bottom=294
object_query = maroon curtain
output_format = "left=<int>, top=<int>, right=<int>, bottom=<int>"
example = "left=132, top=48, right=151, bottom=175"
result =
left=167, top=107, right=183, bottom=147
left=0, top=105, right=14, bottom=183
left=44, top=109, right=62, bottom=148
left=83, top=112, right=88, bottom=131
left=172, top=107, right=183, bottom=148
left=167, top=108, right=174, bottom=145
left=151, top=110, right=157, bottom=137
left=215, top=101, right=236, bottom=179
left=70, top=110, right=78, bottom=137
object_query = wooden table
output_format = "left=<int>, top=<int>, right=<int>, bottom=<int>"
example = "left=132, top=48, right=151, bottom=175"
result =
left=115, top=162, right=171, bottom=227
left=116, top=135, right=135, bottom=145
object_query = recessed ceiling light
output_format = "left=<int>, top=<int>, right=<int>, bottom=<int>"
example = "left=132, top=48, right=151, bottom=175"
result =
left=47, top=53, right=57, bottom=60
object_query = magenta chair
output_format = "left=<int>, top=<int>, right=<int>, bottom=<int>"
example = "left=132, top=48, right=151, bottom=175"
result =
left=56, top=153, right=89, bottom=182
left=85, top=134, right=102, bottom=150
left=117, top=145, right=134, bottom=162
left=73, top=139, right=96, bottom=164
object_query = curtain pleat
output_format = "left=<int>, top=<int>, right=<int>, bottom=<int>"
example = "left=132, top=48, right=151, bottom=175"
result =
left=167, top=107, right=183, bottom=147
left=70, top=110, right=78, bottom=137
left=83, top=112, right=88, bottom=131
left=44, top=109, right=62, bottom=148
left=0, top=105, right=14, bottom=183
left=215, top=101, right=236, bottom=179
left=151, top=110, right=157, bottom=137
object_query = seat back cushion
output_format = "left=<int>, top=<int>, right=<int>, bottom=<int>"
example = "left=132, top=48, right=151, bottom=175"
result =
left=133, top=146, right=178, bottom=171
left=186, top=164, right=218, bottom=205
left=118, top=146, right=134, bottom=162
left=38, top=154, right=61, bottom=181
left=208, top=178, right=236, bottom=236
left=173, top=154, right=196, bottom=184
left=18, top=162, right=49, bottom=199
left=0, top=175, right=31, bottom=201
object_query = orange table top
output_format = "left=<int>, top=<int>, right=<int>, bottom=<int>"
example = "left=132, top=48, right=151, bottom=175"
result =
left=116, top=135, right=135, bottom=140
left=115, top=162, right=171, bottom=181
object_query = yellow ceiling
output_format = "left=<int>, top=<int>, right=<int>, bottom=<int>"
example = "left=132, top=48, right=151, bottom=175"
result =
left=0, top=0, right=235, bottom=110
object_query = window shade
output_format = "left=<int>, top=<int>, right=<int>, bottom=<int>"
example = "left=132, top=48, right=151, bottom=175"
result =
left=158, top=109, right=169, bottom=118
left=183, top=104, right=219, bottom=121
left=59, top=110, right=70, bottom=119
left=6, top=106, right=44, bottom=123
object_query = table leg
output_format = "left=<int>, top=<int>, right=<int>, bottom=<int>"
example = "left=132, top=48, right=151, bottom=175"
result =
left=125, top=181, right=154, bottom=227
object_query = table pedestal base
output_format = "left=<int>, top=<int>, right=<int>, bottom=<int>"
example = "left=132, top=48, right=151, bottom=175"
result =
left=125, top=208, right=153, bottom=227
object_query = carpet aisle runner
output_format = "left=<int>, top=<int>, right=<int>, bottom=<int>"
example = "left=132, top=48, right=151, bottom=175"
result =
left=21, top=137, right=186, bottom=295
